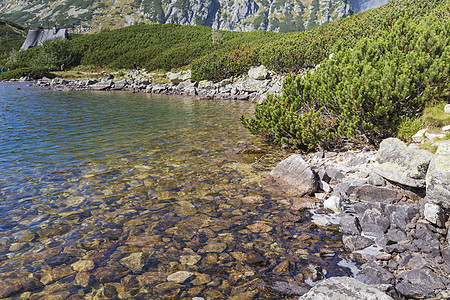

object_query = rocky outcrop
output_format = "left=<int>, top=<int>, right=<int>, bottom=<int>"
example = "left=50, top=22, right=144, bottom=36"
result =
left=373, top=138, right=433, bottom=188
left=0, top=0, right=357, bottom=33
left=269, top=154, right=317, bottom=196
left=426, top=142, right=450, bottom=209
left=299, top=277, right=394, bottom=300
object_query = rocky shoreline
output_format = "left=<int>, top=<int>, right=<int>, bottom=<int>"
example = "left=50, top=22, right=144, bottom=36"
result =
left=266, top=136, right=449, bottom=299
left=20, top=66, right=285, bottom=104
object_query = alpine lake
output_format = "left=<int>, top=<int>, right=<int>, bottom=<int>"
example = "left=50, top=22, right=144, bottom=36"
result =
left=0, top=82, right=351, bottom=299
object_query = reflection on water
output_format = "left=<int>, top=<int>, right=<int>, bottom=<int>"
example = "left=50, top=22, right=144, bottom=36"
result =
left=0, top=83, right=349, bottom=299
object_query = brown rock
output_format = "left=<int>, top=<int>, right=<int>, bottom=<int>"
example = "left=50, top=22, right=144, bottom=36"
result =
left=191, top=273, right=211, bottom=285
left=291, top=197, right=316, bottom=211
left=76, top=272, right=94, bottom=287
left=273, top=260, right=290, bottom=274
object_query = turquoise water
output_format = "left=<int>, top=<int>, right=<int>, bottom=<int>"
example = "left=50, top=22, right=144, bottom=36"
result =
left=0, top=83, right=348, bottom=299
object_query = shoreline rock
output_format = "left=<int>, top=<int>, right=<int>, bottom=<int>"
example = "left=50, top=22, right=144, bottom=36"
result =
left=24, top=65, right=286, bottom=104
left=285, top=141, right=450, bottom=300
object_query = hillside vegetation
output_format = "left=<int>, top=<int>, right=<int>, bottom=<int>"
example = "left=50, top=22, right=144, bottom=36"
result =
left=242, top=0, right=450, bottom=150
left=0, top=19, right=26, bottom=65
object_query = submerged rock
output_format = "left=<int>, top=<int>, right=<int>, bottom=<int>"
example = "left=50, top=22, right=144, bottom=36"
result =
left=167, top=271, right=193, bottom=284
left=232, top=141, right=263, bottom=154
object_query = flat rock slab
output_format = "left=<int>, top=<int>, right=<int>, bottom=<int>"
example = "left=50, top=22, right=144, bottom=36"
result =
left=269, top=154, right=317, bottom=196
left=299, top=277, right=393, bottom=300
left=374, top=138, right=433, bottom=188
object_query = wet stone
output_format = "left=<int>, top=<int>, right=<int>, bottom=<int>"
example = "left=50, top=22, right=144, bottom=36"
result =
left=75, top=272, right=94, bottom=287
left=200, top=242, right=227, bottom=253
left=191, top=273, right=211, bottom=285
left=167, top=271, right=193, bottom=284
left=120, top=252, right=145, bottom=273
left=71, top=260, right=95, bottom=272
left=180, top=254, right=202, bottom=266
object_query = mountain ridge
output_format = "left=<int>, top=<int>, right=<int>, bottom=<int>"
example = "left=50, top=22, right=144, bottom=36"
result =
left=0, top=0, right=390, bottom=33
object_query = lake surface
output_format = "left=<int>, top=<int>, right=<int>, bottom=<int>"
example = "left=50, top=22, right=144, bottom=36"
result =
left=0, top=83, right=350, bottom=299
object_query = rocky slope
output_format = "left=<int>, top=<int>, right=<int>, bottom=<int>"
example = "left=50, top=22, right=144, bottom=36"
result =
left=0, top=0, right=388, bottom=33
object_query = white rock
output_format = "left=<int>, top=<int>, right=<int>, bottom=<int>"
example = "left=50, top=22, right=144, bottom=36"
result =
left=324, top=195, right=344, bottom=213
left=412, top=129, right=427, bottom=143
left=425, top=132, right=445, bottom=142
left=248, top=65, right=268, bottom=80
left=312, top=219, right=331, bottom=226
left=445, top=104, right=450, bottom=113
left=442, top=125, right=450, bottom=132
left=167, top=271, right=193, bottom=283
left=424, top=203, right=445, bottom=227
left=319, top=180, right=332, bottom=193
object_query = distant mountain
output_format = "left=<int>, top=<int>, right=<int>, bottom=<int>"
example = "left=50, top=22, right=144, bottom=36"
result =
left=0, top=0, right=390, bottom=33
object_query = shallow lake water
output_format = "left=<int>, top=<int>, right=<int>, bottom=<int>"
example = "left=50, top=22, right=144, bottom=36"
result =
left=0, top=83, right=350, bottom=299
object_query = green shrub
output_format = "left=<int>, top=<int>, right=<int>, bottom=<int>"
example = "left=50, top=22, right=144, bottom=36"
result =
left=31, top=37, right=81, bottom=70
left=242, top=10, right=450, bottom=150
left=0, top=67, right=55, bottom=80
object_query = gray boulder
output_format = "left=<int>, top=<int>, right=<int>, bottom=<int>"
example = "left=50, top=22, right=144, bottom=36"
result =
left=349, top=184, right=401, bottom=203
left=248, top=65, right=268, bottom=80
left=339, top=214, right=362, bottom=235
left=298, top=277, right=394, bottom=300
left=396, top=281, right=435, bottom=299
left=269, top=154, right=317, bottom=196
left=423, top=203, right=446, bottom=227
left=389, top=204, right=419, bottom=231
left=91, top=80, right=113, bottom=90
left=399, top=269, right=446, bottom=290
left=374, top=138, right=433, bottom=188
left=167, top=70, right=191, bottom=84
left=360, top=209, right=390, bottom=237
left=342, top=235, right=374, bottom=251
left=426, top=142, right=450, bottom=209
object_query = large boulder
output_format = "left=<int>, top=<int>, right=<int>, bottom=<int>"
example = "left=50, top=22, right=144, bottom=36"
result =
left=269, top=154, right=317, bottom=196
left=167, top=70, right=191, bottom=84
left=248, top=65, right=268, bottom=80
left=426, top=142, right=450, bottom=209
left=374, top=138, right=433, bottom=188
left=298, top=277, right=394, bottom=300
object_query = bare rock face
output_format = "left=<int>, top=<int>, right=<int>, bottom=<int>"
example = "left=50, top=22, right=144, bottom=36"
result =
left=426, top=142, right=450, bottom=209
left=374, top=138, right=433, bottom=188
left=299, top=277, right=394, bottom=300
left=269, top=154, right=317, bottom=196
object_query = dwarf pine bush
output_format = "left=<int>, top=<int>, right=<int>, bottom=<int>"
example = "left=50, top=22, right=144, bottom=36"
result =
left=242, top=11, right=450, bottom=150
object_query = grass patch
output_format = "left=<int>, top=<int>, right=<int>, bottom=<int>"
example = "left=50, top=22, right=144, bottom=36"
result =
left=423, top=102, right=450, bottom=128
left=397, top=117, right=424, bottom=143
